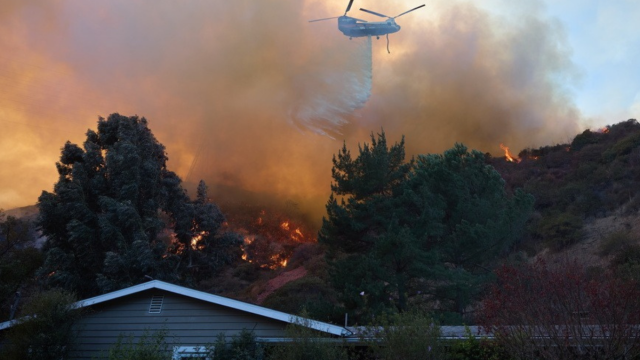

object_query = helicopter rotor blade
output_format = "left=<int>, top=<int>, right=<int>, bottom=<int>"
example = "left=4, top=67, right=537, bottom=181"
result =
left=393, top=4, right=425, bottom=19
left=308, top=16, right=340, bottom=23
left=359, top=8, right=391, bottom=18
left=345, top=0, right=354, bottom=15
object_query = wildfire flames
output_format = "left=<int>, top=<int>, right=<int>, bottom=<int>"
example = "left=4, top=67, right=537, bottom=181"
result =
left=500, top=143, right=521, bottom=163
left=190, top=231, right=207, bottom=251
left=222, top=205, right=315, bottom=270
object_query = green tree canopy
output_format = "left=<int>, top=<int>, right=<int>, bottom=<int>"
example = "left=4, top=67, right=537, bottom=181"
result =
left=409, top=144, right=534, bottom=318
left=0, top=212, right=42, bottom=321
left=320, top=134, right=533, bottom=323
left=37, top=114, right=240, bottom=297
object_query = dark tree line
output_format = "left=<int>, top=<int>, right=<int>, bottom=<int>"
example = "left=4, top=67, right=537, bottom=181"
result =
left=37, top=114, right=241, bottom=297
left=0, top=212, right=42, bottom=320
left=319, top=132, right=534, bottom=323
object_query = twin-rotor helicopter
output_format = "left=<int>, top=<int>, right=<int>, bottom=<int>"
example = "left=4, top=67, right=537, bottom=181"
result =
left=309, top=0, right=425, bottom=40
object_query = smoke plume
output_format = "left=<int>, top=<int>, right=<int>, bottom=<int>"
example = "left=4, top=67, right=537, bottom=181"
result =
left=0, top=0, right=581, bottom=225
left=291, top=36, right=372, bottom=137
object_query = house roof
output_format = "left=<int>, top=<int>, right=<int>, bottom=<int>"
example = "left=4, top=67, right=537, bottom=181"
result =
left=0, top=280, right=351, bottom=337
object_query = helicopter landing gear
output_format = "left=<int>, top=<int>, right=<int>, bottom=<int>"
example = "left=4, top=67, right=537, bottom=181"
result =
left=376, top=36, right=380, bottom=40
left=349, top=37, right=352, bottom=40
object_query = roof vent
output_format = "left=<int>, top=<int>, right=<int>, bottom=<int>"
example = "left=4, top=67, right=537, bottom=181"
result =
left=149, top=295, right=164, bottom=314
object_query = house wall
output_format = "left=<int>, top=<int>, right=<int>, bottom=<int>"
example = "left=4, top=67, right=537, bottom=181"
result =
left=69, top=289, right=290, bottom=360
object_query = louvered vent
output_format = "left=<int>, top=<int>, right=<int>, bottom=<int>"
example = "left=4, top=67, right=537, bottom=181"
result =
left=149, top=295, right=164, bottom=314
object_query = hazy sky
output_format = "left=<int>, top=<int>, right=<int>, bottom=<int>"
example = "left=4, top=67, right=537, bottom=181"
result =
left=0, top=0, right=638, bottom=219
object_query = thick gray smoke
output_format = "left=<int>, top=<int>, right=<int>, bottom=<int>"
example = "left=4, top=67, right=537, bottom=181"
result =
left=291, top=36, right=372, bottom=137
left=0, top=0, right=582, bottom=224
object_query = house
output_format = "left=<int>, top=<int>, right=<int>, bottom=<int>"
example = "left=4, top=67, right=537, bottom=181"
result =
left=0, top=280, right=352, bottom=359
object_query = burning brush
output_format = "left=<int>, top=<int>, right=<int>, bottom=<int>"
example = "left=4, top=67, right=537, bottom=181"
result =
left=222, top=205, right=316, bottom=270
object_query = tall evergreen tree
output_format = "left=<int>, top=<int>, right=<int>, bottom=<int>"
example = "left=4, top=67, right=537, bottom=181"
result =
left=165, top=180, right=242, bottom=285
left=320, top=135, right=533, bottom=322
left=37, top=114, right=239, bottom=297
left=319, top=131, right=423, bottom=317
left=408, top=144, right=534, bottom=319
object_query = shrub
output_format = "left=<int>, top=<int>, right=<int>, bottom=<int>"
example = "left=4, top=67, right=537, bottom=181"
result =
left=1, top=289, right=81, bottom=360
left=361, top=309, right=443, bottom=360
left=535, top=212, right=584, bottom=250
left=106, top=329, right=170, bottom=360
left=571, top=130, right=601, bottom=152
left=481, top=259, right=640, bottom=360
left=598, top=230, right=635, bottom=256
left=210, top=329, right=264, bottom=360
left=268, top=311, right=348, bottom=360
left=447, top=326, right=510, bottom=360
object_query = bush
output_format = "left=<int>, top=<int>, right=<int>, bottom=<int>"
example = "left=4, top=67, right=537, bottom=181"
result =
left=598, top=230, right=635, bottom=256
left=535, top=212, right=584, bottom=250
left=106, top=329, right=170, bottom=360
left=362, top=309, right=443, bottom=360
left=571, top=130, right=601, bottom=152
left=210, top=329, right=264, bottom=360
left=447, top=326, right=510, bottom=360
left=268, top=311, right=348, bottom=360
left=1, top=289, right=81, bottom=360
left=232, top=262, right=263, bottom=282
left=481, top=260, right=640, bottom=360
left=602, top=132, right=640, bottom=162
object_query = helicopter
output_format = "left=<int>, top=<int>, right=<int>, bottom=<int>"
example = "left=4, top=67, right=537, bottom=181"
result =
left=309, top=0, right=425, bottom=40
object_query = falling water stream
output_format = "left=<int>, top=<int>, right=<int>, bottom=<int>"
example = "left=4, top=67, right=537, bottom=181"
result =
left=290, top=36, right=373, bottom=137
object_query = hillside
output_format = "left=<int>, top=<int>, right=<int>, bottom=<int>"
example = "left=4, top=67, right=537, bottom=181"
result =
left=489, top=118, right=640, bottom=269
left=3, top=119, right=640, bottom=325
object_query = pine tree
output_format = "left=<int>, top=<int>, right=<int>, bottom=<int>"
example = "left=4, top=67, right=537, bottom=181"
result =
left=166, top=180, right=242, bottom=284
left=320, top=135, right=534, bottom=322
left=37, top=114, right=238, bottom=297
left=408, top=143, right=534, bottom=319
left=319, top=131, right=422, bottom=317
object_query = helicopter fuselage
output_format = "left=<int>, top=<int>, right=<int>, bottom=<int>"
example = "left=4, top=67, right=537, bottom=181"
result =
left=338, top=16, right=400, bottom=38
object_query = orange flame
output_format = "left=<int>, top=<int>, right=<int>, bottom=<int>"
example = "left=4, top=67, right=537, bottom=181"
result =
left=190, top=231, right=208, bottom=250
left=500, top=143, right=520, bottom=163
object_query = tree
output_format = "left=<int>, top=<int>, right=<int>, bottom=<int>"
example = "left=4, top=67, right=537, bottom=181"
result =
left=165, top=180, right=242, bottom=286
left=0, top=212, right=43, bottom=321
left=210, top=329, right=265, bottom=360
left=105, top=329, right=170, bottom=360
left=361, top=309, right=444, bottom=360
left=319, top=131, right=421, bottom=319
left=1, top=289, right=82, bottom=360
left=320, top=136, right=533, bottom=322
left=37, top=114, right=239, bottom=297
left=268, top=312, right=348, bottom=360
left=481, top=260, right=640, bottom=360
left=408, top=144, right=534, bottom=319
